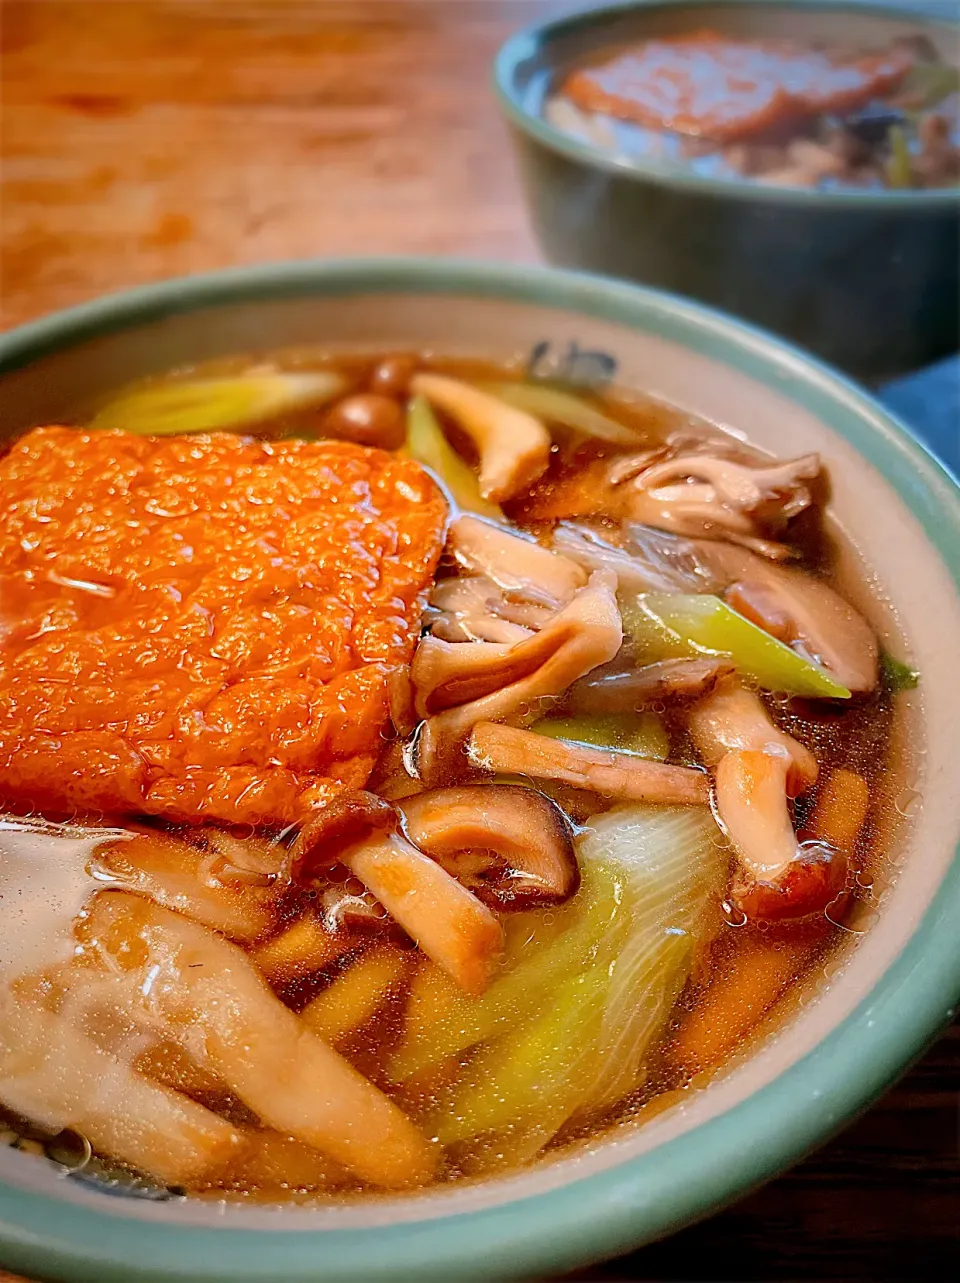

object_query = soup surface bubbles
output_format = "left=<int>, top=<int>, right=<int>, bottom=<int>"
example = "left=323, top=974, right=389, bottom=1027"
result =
left=0, top=349, right=914, bottom=1201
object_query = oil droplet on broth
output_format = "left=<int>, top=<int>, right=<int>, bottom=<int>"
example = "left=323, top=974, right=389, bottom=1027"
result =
left=0, top=819, right=132, bottom=979
left=45, top=1128, right=93, bottom=1173
left=826, top=896, right=880, bottom=934
left=720, top=900, right=748, bottom=928
left=894, top=787, right=922, bottom=817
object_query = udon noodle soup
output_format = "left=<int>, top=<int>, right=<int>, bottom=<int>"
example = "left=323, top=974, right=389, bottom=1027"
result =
left=0, top=350, right=916, bottom=1201
left=545, top=29, right=959, bottom=190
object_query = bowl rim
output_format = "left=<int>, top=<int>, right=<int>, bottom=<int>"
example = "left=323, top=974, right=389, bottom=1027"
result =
left=0, top=256, right=958, bottom=1283
left=493, top=0, right=960, bottom=210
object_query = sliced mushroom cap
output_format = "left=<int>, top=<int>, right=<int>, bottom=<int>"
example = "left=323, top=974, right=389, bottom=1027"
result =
left=400, top=783, right=578, bottom=906
left=468, top=722, right=710, bottom=806
left=688, top=679, right=818, bottom=795
left=414, top=570, right=623, bottom=784
left=410, top=375, right=552, bottom=503
left=288, top=791, right=398, bottom=883
left=566, top=656, right=735, bottom=714
left=425, top=574, right=553, bottom=645
left=724, top=566, right=878, bottom=694
left=715, top=748, right=846, bottom=922
left=448, top=515, right=587, bottom=607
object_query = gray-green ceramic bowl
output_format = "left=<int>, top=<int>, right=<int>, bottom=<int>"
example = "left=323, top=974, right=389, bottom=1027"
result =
left=495, top=0, right=960, bottom=381
left=0, top=258, right=959, bottom=1283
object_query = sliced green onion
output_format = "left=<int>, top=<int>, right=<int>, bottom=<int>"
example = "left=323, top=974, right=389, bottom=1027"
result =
left=896, top=62, right=960, bottom=111
left=387, top=861, right=621, bottom=1083
left=532, top=711, right=669, bottom=760
left=405, top=394, right=502, bottom=519
left=886, top=125, right=913, bottom=189
left=479, top=381, right=638, bottom=445
left=879, top=651, right=919, bottom=693
left=433, top=804, right=725, bottom=1148
left=90, top=371, right=347, bottom=436
left=621, top=592, right=851, bottom=699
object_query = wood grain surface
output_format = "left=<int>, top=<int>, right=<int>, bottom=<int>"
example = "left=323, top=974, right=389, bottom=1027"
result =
left=1, top=3, right=958, bottom=1281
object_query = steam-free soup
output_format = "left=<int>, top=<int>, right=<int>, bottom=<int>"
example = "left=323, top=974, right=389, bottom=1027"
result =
left=546, top=31, right=959, bottom=190
left=0, top=350, right=915, bottom=1201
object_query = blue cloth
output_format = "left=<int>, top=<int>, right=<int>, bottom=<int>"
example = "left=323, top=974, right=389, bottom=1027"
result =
left=880, top=356, right=960, bottom=477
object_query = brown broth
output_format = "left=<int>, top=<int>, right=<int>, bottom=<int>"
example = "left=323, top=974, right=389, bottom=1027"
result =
left=0, top=349, right=913, bottom=1204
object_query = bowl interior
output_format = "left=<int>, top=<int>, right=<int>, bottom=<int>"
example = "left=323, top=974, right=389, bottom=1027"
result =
left=1, top=261, right=959, bottom=1282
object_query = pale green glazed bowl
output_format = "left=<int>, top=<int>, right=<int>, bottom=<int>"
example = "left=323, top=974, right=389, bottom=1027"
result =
left=0, top=259, right=959, bottom=1283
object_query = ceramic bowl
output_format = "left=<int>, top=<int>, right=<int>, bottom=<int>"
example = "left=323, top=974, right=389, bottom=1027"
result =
left=494, top=0, right=960, bottom=380
left=0, top=258, right=958, bottom=1283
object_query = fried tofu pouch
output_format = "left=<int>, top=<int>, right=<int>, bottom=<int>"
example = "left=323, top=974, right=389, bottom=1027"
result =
left=0, top=428, right=446, bottom=825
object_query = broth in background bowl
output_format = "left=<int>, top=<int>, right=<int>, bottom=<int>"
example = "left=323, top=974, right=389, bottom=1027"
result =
left=0, top=258, right=958, bottom=1283
left=495, top=1, right=960, bottom=379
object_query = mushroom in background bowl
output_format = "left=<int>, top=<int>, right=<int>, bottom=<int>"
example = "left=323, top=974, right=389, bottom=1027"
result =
left=494, top=0, right=960, bottom=379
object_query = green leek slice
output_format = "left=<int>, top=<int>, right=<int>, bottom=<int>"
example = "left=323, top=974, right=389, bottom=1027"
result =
left=405, top=395, right=502, bottom=519
left=532, top=711, right=669, bottom=760
left=90, top=371, right=346, bottom=436
left=479, top=382, right=637, bottom=445
left=621, top=593, right=851, bottom=699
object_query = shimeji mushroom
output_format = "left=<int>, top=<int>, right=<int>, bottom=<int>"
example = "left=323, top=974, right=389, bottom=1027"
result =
left=410, top=375, right=552, bottom=503
left=467, top=722, right=710, bottom=805
left=609, top=450, right=822, bottom=556
left=688, top=678, right=845, bottom=921
left=447, top=515, right=587, bottom=607
left=412, top=570, right=623, bottom=784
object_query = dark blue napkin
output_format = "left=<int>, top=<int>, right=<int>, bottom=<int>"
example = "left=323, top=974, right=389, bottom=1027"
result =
left=880, top=356, right=960, bottom=477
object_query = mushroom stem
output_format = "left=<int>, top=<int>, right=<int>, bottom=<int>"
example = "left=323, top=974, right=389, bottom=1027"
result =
left=715, top=749, right=797, bottom=880
left=688, top=680, right=818, bottom=794
left=448, top=515, right=587, bottom=606
left=410, top=376, right=552, bottom=503
left=341, top=829, right=504, bottom=995
left=468, top=722, right=710, bottom=806
left=714, top=749, right=846, bottom=922
left=400, top=784, right=579, bottom=906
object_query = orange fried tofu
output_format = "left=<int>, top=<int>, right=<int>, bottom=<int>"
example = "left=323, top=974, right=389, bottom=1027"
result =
left=0, top=427, right=447, bottom=825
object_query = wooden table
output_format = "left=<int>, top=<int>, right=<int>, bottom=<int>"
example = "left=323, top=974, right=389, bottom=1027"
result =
left=1, top=3, right=957, bottom=1280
